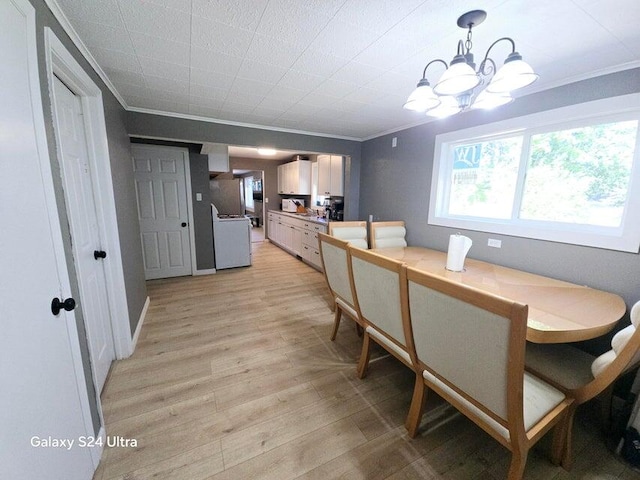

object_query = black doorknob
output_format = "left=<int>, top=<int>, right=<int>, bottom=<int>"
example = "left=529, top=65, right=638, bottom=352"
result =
left=181, top=222, right=187, bottom=227
left=51, top=297, right=76, bottom=316
left=94, top=250, right=107, bottom=260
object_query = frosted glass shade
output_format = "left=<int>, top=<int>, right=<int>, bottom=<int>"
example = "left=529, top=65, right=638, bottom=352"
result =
left=471, top=90, right=513, bottom=110
left=425, top=96, right=461, bottom=118
left=486, top=58, right=538, bottom=93
left=433, top=62, right=480, bottom=96
left=403, top=83, right=441, bottom=112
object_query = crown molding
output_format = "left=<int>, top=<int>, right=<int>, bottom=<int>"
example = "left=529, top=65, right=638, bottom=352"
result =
left=126, top=107, right=363, bottom=142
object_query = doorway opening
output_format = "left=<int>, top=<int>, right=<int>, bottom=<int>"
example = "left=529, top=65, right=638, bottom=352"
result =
left=241, top=170, right=265, bottom=243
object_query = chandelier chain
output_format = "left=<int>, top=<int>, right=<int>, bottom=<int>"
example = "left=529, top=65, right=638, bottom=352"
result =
left=465, top=27, right=473, bottom=54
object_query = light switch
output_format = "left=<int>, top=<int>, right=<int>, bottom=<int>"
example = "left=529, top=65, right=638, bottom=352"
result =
left=392, top=137, right=397, bottom=148
left=196, top=193, right=202, bottom=201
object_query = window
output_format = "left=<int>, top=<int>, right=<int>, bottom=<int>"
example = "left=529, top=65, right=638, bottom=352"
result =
left=244, top=176, right=254, bottom=211
left=428, top=94, right=640, bottom=252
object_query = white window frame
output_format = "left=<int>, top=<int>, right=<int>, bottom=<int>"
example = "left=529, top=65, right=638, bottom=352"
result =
left=428, top=94, right=640, bottom=253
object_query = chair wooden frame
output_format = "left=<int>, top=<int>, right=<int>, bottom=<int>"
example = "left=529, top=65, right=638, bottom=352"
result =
left=348, top=246, right=412, bottom=378
left=317, top=232, right=362, bottom=341
left=403, top=266, right=572, bottom=480
left=328, top=220, right=367, bottom=236
left=370, top=221, right=406, bottom=249
left=328, top=221, right=368, bottom=249
left=525, top=314, right=640, bottom=469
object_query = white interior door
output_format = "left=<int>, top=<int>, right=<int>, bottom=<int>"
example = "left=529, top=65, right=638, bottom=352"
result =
left=132, top=145, right=192, bottom=280
left=52, top=75, right=115, bottom=392
left=0, top=0, right=95, bottom=477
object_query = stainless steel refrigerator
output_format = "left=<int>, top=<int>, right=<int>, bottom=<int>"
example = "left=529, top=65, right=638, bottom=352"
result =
left=210, top=178, right=244, bottom=216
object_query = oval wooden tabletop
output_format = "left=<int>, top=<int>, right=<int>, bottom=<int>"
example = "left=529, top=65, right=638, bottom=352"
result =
left=373, top=247, right=627, bottom=344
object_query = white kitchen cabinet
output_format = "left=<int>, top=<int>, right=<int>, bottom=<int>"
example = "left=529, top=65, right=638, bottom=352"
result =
left=277, top=160, right=311, bottom=195
left=268, top=213, right=276, bottom=241
left=291, top=225, right=303, bottom=256
left=277, top=166, right=284, bottom=194
left=281, top=220, right=293, bottom=250
left=267, top=211, right=326, bottom=270
left=317, top=155, right=344, bottom=197
left=301, top=220, right=326, bottom=269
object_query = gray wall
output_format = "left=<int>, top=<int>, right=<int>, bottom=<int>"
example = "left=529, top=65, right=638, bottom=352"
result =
left=188, top=147, right=215, bottom=270
left=32, top=0, right=147, bottom=434
left=126, top=112, right=363, bottom=220
left=360, top=68, right=640, bottom=351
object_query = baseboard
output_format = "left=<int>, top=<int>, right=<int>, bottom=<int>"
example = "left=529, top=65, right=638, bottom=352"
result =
left=130, top=296, right=149, bottom=354
left=194, top=268, right=217, bottom=276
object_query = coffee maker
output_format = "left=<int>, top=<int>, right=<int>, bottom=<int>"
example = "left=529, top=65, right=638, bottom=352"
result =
left=328, top=199, right=344, bottom=221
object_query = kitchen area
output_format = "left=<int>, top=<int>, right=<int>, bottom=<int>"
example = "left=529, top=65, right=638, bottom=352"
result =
left=265, top=152, right=346, bottom=270
left=205, top=143, right=349, bottom=272
left=127, top=138, right=351, bottom=276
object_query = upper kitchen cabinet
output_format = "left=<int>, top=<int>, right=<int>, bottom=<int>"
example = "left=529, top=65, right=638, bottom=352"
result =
left=317, top=155, right=344, bottom=197
left=202, top=143, right=229, bottom=172
left=278, top=160, right=311, bottom=195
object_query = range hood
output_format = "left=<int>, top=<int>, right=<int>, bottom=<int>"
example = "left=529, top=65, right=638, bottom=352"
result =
left=201, top=143, right=229, bottom=172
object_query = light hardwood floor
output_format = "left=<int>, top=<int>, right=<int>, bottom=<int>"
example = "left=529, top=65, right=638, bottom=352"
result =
left=93, top=241, right=640, bottom=480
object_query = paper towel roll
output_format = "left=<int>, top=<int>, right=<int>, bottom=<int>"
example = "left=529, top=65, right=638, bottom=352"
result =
left=446, top=234, right=472, bottom=271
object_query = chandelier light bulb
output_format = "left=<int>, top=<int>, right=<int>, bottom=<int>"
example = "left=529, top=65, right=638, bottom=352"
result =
left=433, top=60, right=480, bottom=96
left=486, top=53, right=539, bottom=93
left=403, top=80, right=441, bottom=112
left=425, top=96, right=462, bottom=118
left=471, top=90, right=513, bottom=110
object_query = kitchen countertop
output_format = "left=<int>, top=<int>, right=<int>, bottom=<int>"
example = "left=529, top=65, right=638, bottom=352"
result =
left=271, top=210, right=329, bottom=226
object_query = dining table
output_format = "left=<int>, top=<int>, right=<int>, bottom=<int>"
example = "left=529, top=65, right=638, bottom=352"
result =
left=372, top=246, right=627, bottom=344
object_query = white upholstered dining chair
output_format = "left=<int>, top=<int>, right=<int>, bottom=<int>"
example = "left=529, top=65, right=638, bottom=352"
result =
left=349, top=247, right=412, bottom=378
left=328, top=221, right=368, bottom=249
left=370, top=221, right=407, bottom=249
left=403, top=266, right=572, bottom=480
left=317, top=233, right=362, bottom=341
left=525, top=300, right=640, bottom=468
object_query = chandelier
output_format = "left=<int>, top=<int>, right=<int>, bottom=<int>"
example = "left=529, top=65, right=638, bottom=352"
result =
left=403, top=10, right=538, bottom=118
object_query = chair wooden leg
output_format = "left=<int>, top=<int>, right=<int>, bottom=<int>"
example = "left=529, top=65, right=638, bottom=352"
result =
left=356, top=332, right=372, bottom=379
left=550, top=413, right=568, bottom=466
left=405, top=372, right=428, bottom=438
left=355, top=323, right=363, bottom=337
left=599, top=384, right=615, bottom=432
left=329, top=305, right=342, bottom=341
left=559, top=407, right=577, bottom=470
left=507, top=450, right=528, bottom=480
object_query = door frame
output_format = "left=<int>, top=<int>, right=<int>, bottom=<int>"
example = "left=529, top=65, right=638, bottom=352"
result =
left=11, top=0, right=97, bottom=471
left=131, top=143, right=197, bottom=278
left=44, top=28, right=134, bottom=365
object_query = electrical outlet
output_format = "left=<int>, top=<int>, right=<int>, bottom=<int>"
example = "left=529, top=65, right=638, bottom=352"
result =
left=488, top=238, right=502, bottom=248
left=196, top=193, right=202, bottom=201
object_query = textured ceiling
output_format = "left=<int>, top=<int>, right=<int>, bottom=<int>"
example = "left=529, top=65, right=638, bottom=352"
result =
left=53, top=0, right=640, bottom=140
